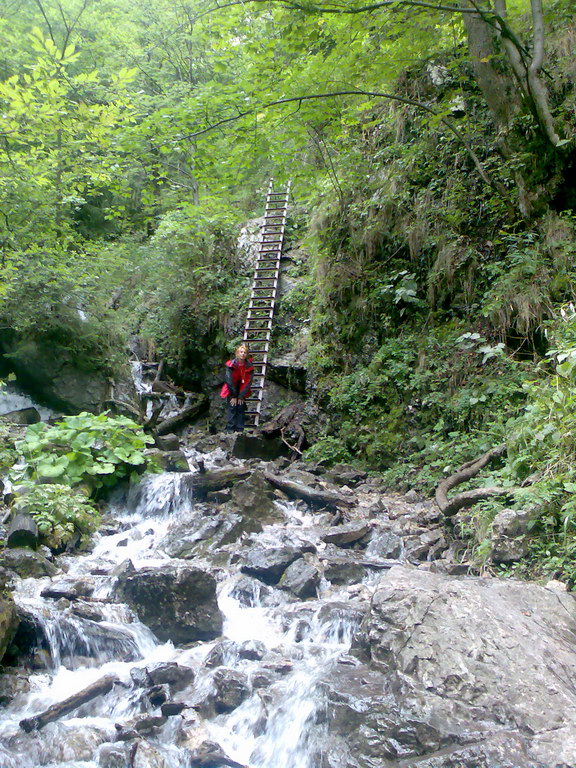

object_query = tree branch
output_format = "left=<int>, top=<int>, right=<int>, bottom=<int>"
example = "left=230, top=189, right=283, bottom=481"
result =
left=175, top=89, right=512, bottom=204
left=435, top=443, right=515, bottom=516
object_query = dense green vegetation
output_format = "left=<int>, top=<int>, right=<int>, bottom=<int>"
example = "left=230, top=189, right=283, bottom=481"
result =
left=1, top=0, right=576, bottom=577
left=3, top=412, right=156, bottom=549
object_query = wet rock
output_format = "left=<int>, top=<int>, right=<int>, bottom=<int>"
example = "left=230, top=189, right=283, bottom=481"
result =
left=160, top=509, right=244, bottom=559
left=0, top=547, right=58, bottom=578
left=205, top=638, right=267, bottom=668
left=251, top=669, right=278, bottom=689
left=70, top=601, right=106, bottom=622
left=132, top=740, right=171, bottom=768
left=279, top=558, right=320, bottom=598
left=145, top=449, right=189, bottom=472
left=0, top=595, right=18, bottom=662
left=228, top=575, right=275, bottom=607
left=98, top=743, right=132, bottom=768
left=228, top=471, right=283, bottom=525
left=0, top=668, right=30, bottom=705
left=0, top=407, right=40, bottom=424
left=204, top=640, right=242, bottom=668
left=212, top=667, right=250, bottom=713
left=238, top=639, right=267, bottom=660
left=116, top=564, right=223, bottom=643
left=132, top=714, right=168, bottom=734
left=206, top=488, right=232, bottom=503
left=366, top=530, right=404, bottom=560
left=154, top=433, right=180, bottom=451
left=322, top=522, right=372, bottom=547
left=146, top=662, right=196, bottom=692
left=189, top=739, right=248, bottom=768
left=231, top=432, right=290, bottom=461
left=41, top=576, right=94, bottom=600
left=146, top=684, right=169, bottom=707
left=323, top=558, right=366, bottom=586
left=240, top=543, right=312, bottom=585
left=405, top=528, right=446, bottom=561
left=161, top=701, right=187, bottom=716
left=349, top=566, right=576, bottom=767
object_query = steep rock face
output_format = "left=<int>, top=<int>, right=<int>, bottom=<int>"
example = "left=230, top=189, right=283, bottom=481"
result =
left=115, top=564, right=223, bottom=644
left=0, top=332, right=136, bottom=414
left=321, top=566, right=576, bottom=768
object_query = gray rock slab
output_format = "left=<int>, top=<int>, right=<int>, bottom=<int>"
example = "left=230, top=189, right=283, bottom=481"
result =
left=322, top=522, right=372, bottom=547
left=240, top=543, right=314, bottom=585
left=348, top=566, right=576, bottom=767
left=115, top=564, right=223, bottom=644
left=0, top=595, right=17, bottom=662
left=0, top=548, right=57, bottom=578
left=279, top=558, right=320, bottom=598
left=231, top=433, right=290, bottom=461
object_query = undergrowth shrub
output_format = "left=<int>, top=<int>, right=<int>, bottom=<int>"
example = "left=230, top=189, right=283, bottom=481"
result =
left=13, top=411, right=155, bottom=489
left=302, top=436, right=352, bottom=466
left=5, top=412, right=158, bottom=550
left=13, top=484, right=98, bottom=552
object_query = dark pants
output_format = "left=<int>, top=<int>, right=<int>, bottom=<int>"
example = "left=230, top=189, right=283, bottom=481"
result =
left=226, top=399, right=246, bottom=432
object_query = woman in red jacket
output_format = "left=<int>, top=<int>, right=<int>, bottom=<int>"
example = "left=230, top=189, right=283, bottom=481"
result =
left=220, top=343, right=254, bottom=432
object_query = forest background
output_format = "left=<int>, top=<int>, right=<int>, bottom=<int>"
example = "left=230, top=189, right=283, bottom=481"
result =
left=1, top=0, right=576, bottom=581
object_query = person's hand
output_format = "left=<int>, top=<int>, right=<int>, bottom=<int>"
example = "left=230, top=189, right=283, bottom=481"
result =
left=238, top=398, right=244, bottom=405
left=230, top=398, right=237, bottom=406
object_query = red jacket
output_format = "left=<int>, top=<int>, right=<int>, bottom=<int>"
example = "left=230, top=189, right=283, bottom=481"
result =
left=220, top=358, right=254, bottom=399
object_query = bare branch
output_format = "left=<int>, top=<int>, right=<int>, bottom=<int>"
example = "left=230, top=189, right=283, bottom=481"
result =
left=435, top=443, right=514, bottom=516
left=32, top=0, right=57, bottom=45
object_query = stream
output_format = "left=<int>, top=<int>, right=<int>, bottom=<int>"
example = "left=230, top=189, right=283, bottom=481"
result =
left=0, top=463, right=367, bottom=768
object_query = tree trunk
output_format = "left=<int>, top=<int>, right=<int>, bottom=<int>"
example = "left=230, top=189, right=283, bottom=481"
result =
left=20, top=675, right=119, bottom=732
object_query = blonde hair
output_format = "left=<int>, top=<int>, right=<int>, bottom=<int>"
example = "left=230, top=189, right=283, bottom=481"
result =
left=235, top=343, right=249, bottom=356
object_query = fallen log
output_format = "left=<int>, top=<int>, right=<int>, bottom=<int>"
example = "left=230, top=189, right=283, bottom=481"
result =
left=322, top=556, right=406, bottom=570
left=192, top=467, right=251, bottom=498
left=7, top=512, right=39, bottom=550
left=156, top=396, right=208, bottom=435
left=264, top=473, right=354, bottom=508
left=20, top=674, right=119, bottom=732
left=435, top=443, right=514, bottom=516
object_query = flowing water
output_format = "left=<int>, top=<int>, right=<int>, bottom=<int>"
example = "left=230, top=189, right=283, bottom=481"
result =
left=0, top=465, right=365, bottom=768
left=0, top=384, right=55, bottom=421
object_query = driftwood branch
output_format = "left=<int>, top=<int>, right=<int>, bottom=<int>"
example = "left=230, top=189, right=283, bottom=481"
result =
left=156, top=396, right=208, bottom=435
left=264, top=472, right=354, bottom=508
left=435, top=443, right=514, bottom=516
left=20, top=674, right=118, bottom=732
left=192, top=467, right=251, bottom=498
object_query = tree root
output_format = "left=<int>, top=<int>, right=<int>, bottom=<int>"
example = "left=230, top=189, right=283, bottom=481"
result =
left=435, top=443, right=514, bottom=517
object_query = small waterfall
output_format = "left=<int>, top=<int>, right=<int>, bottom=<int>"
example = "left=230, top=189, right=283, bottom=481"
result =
left=0, top=382, right=55, bottom=421
left=0, top=466, right=367, bottom=768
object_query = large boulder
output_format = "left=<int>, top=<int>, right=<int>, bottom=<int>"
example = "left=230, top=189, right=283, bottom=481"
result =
left=115, top=564, right=223, bottom=644
left=322, top=566, right=576, bottom=768
left=0, top=595, right=18, bottom=662
left=0, top=548, right=57, bottom=578
left=227, top=471, right=283, bottom=525
left=0, top=331, right=136, bottom=414
left=239, top=543, right=314, bottom=585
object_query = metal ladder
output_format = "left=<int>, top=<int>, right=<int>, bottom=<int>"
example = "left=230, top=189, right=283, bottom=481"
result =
left=243, top=179, right=291, bottom=428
